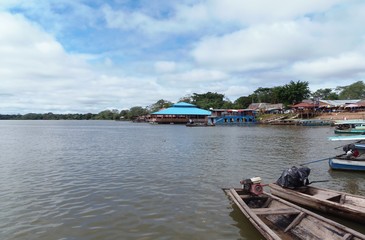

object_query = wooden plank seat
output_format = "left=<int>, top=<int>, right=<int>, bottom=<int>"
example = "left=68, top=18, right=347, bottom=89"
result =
left=252, top=207, right=301, bottom=215
left=313, top=192, right=340, bottom=200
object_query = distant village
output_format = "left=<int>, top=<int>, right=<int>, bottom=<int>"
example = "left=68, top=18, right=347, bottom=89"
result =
left=143, top=99, right=365, bottom=125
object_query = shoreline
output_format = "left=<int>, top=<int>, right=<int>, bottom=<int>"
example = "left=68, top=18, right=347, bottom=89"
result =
left=314, top=111, right=365, bottom=120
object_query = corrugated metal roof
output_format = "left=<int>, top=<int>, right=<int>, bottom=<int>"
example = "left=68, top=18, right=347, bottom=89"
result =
left=292, top=102, right=316, bottom=108
left=320, top=100, right=360, bottom=107
left=151, top=102, right=211, bottom=115
left=172, top=102, right=196, bottom=107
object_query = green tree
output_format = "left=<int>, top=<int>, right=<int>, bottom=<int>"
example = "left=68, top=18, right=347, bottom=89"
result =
left=96, top=110, right=115, bottom=120
left=22, top=113, right=43, bottom=120
left=178, top=95, right=193, bottom=103
left=127, top=106, right=149, bottom=120
left=312, top=88, right=339, bottom=100
left=85, top=113, right=95, bottom=120
left=271, top=86, right=286, bottom=104
left=149, top=99, right=173, bottom=113
left=282, top=80, right=310, bottom=105
left=191, top=92, right=227, bottom=109
left=336, top=81, right=365, bottom=99
left=221, top=99, right=234, bottom=109
left=252, top=87, right=273, bottom=103
left=120, top=110, right=129, bottom=120
left=233, top=96, right=253, bottom=108
left=111, top=109, right=120, bottom=120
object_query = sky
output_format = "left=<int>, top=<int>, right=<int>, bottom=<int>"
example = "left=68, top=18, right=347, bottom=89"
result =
left=1, top=0, right=365, bottom=114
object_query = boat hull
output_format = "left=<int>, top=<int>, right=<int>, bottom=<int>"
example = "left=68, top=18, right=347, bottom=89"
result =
left=269, top=183, right=365, bottom=222
left=334, top=129, right=365, bottom=134
left=354, top=143, right=365, bottom=150
left=329, top=158, right=365, bottom=171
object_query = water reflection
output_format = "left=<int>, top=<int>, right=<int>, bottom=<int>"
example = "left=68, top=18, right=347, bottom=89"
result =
left=327, top=170, right=365, bottom=195
left=228, top=204, right=264, bottom=240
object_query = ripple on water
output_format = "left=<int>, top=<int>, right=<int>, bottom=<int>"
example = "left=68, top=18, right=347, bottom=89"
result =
left=0, top=121, right=364, bottom=239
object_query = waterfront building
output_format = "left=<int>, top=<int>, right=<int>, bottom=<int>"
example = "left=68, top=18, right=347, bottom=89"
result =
left=208, top=109, right=256, bottom=125
left=149, top=102, right=211, bottom=124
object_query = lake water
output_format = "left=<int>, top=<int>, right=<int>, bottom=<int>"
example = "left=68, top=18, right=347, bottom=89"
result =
left=0, top=120, right=364, bottom=239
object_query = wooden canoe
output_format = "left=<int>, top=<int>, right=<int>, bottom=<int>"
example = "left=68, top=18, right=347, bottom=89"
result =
left=224, top=188, right=365, bottom=240
left=269, top=183, right=365, bottom=222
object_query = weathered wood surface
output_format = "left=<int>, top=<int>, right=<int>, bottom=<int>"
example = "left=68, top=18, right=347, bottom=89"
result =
left=252, top=207, right=300, bottom=215
left=269, top=183, right=365, bottom=222
left=224, top=188, right=365, bottom=240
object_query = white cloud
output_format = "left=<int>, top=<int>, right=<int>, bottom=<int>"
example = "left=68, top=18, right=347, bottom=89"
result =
left=160, top=69, right=228, bottom=86
left=0, top=13, right=90, bottom=89
left=154, top=61, right=176, bottom=73
left=0, top=12, right=163, bottom=113
left=102, top=5, right=186, bottom=34
left=291, top=53, right=365, bottom=79
left=207, top=0, right=344, bottom=24
left=191, top=21, right=317, bottom=71
left=101, top=0, right=346, bottom=36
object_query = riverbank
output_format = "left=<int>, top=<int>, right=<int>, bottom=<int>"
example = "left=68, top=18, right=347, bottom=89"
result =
left=259, top=111, right=365, bottom=122
left=314, top=111, right=365, bottom=120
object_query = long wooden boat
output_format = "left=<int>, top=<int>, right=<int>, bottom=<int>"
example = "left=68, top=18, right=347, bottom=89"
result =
left=223, top=188, right=365, bottom=240
left=335, top=128, right=365, bottom=134
left=269, top=183, right=365, bottom=222
left=298, top=119, right=333, bottom=126
left=185, top=123, right=215, bottom=127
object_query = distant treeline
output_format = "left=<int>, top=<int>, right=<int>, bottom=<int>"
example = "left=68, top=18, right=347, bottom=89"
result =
left=0, top=109, right=136, bottom=121
left=0, top=112, right=117, bottom=120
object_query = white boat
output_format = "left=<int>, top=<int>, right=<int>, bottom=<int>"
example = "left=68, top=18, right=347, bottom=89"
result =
left=329, top=135, right=365, bottom=141
left=329, top=158, right=365, bottom=171
left=328, top=134, right=365, bottom=171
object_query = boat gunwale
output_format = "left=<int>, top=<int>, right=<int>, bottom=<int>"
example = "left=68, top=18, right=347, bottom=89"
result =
left=269, top=183, right=365, bottom=222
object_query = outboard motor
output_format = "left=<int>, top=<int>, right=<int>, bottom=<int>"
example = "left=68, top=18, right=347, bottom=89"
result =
left=240, top=177, right=264, bottom=195
left=343, top=144, right=359, bottom=158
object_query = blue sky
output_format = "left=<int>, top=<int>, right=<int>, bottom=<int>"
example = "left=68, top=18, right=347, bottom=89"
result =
left=1, top=0, right=365, bottom=114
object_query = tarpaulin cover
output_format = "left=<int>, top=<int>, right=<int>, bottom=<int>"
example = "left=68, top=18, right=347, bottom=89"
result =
left=276, top=166, right=310, bottom=189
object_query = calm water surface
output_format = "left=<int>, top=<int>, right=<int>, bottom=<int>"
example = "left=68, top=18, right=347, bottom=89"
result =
left=0, top=121, right=364, bottom=239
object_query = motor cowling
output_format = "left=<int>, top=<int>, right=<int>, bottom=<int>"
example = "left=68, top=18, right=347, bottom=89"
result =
left=240, top=177, right=264, bottom=195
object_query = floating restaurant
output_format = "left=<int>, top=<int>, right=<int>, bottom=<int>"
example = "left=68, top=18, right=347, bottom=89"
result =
left=149, top=102, right=211, bottom=124
left=148, top=102, right=257, bottom=125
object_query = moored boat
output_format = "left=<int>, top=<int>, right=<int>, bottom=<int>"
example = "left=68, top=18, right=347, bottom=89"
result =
left=269, top=183, right=365, bottom=222
left=328, top=135, right=365, bottom=171
left=329, top=135, right=365, bottom=141
left=223, top=188, right=365, bottom=240
left=185, top=122, right=214, bottom=127
left=334, top=120, right=365, bottom=134
left=298, top=119, right=333, bottom=126
left=269, top=119, right=297, bottom=125
left=329, top=157, right=365, bottom=171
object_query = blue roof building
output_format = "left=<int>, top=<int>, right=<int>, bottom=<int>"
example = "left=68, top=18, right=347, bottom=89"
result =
left=149, top=102, right=211, bottom=124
